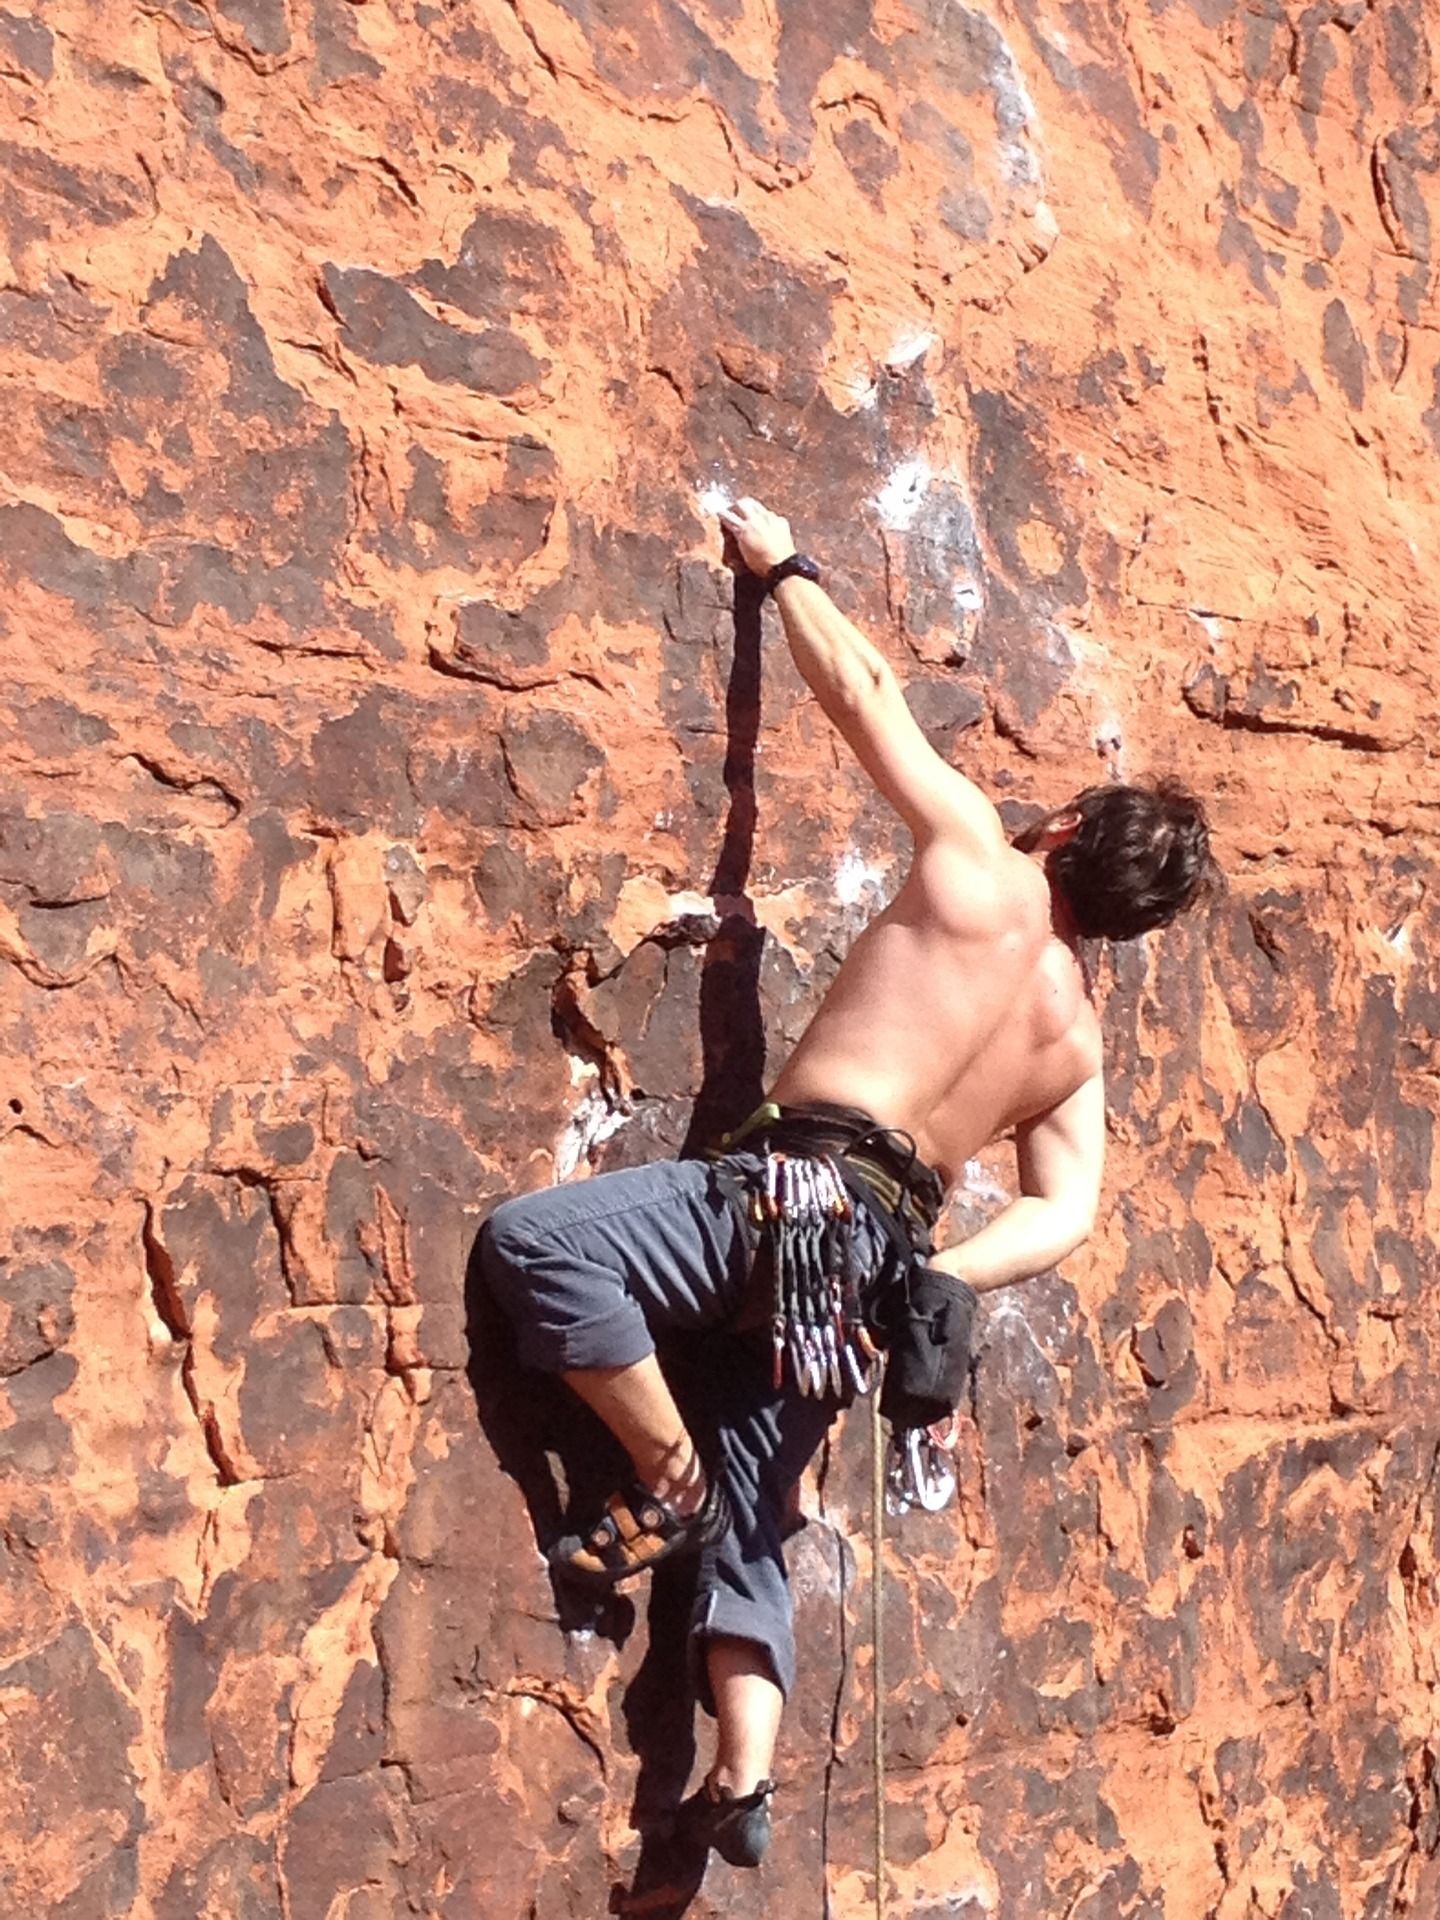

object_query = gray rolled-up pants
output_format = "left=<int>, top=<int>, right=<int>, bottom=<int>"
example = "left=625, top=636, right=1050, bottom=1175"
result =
left=479, top=1150, right=891, bottom=1706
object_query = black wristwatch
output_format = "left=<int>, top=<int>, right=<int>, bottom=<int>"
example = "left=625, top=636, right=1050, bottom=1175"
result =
left=762, top=552, right=822, bottom=597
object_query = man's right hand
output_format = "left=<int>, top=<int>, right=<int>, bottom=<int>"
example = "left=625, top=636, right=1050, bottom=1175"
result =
left=719, top=497, right=795, bottom=577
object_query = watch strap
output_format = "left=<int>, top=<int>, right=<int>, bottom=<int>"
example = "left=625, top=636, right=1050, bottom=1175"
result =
left=762, top=552, right=822, bottom=597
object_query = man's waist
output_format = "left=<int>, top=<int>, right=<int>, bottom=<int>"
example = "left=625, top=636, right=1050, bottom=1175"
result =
left=710, top=1099, right=944, bottom=1242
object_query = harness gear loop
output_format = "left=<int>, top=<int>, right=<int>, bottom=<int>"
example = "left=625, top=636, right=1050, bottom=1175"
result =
left=706, top=1102, right=944, bottom=1407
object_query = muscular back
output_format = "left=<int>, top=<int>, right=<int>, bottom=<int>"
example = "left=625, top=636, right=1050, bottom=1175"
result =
left=770, top=838, right=1103, bottom=1187
left=716, top=496, right=1109, bottom=1276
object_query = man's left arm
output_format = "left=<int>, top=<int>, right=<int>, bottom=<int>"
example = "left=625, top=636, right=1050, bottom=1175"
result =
left=929, top=1072, right=1105, bottom=1293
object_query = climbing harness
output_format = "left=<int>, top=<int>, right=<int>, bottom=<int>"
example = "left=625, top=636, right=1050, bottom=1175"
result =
left=712, top=1099, right=945, bottom=1265
left=708, top=1100, right=945, bottom=1409
left=744, top=1147, right=880, bottom=1401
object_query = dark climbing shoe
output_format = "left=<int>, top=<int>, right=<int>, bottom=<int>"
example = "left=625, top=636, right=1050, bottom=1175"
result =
left=548, top=1474, right=732, bottom=1588
left=675, top=1776, right=775, bottom=1869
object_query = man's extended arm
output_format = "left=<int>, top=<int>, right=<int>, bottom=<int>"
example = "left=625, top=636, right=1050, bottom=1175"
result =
left=720, top=498, right=1004, bottom=853
left=929, top=1071, right=1105, bottom=1292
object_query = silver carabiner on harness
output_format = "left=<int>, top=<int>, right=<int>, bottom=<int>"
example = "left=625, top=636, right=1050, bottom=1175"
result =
left=907, top=1427, right=956, bottom=1512
left=887, top=1425, right=957, bottom=1514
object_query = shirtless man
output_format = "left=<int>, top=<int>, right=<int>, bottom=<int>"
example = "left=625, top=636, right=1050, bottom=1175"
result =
left=481, top=496, right=1212, bottom=1870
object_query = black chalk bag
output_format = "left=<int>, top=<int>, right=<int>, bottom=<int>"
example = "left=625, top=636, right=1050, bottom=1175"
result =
left=877, top=1260, right=979, bottom=1430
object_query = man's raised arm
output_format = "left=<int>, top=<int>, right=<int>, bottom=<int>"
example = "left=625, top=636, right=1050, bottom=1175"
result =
left=720, top=497, right=1004, bottom=855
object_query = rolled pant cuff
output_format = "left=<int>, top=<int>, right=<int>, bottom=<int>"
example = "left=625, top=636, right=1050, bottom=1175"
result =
left=520, top=1305, right=657, bottom=1374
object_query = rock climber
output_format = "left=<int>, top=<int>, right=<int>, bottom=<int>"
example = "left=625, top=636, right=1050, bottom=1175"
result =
left=480, top=495, right=1214, bottom=1870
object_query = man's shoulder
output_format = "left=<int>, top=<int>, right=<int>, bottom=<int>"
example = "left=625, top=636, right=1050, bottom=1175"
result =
left=910, top=836, right=1050, bottom=936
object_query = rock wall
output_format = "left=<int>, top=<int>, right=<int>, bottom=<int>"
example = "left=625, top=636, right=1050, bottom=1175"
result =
left=4, top=1, right=1440, bottom=1914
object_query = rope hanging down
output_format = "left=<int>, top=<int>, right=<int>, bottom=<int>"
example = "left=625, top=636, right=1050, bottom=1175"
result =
left=870, top=1385, right=887, bottom=1920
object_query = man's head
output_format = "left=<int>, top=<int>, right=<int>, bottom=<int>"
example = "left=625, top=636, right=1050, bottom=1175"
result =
left=1017, top=780, right=1214, bottom=940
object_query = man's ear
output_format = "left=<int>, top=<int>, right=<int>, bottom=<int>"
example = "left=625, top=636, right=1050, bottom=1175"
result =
left=1044, top=810, right=1082, bottom=847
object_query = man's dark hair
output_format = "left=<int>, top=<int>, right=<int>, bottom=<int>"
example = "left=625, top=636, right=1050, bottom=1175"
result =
left=1044, top=780, right=1214, bottom=940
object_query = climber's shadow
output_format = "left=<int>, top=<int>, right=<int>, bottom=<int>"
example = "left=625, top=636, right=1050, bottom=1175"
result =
left=463, top=1271, right=739, bottom=1915
left=606, top=1334, right=717, bottom=1914
left=618, top=571, right=770, bottom=1910
left=466, top=1241, right=713, bottom=1911
left=463, top=570, right=770, bottom=1914
left=463, top=1237, right=638, bottom=1647
left=682, top=568, right=768, bottom=1157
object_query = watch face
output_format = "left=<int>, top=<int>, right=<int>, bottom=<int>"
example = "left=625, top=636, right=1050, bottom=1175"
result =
left=765, top=553, right=822, bottom=593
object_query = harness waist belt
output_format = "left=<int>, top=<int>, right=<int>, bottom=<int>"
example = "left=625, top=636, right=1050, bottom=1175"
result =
left=702, top=1102, right=946, bottom=1400
left=712, top=1100, right=943, bottom=1248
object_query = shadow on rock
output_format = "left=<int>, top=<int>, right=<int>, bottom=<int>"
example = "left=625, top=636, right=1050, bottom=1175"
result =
left=682, top=571, right=768, bottom=1157
left=610, top=1328, right=744, bottom=1915
left=609, top=1828, right=709, bottom=1917
left=466, top=1244, right=715, bottom=1912
left=623, top=1544, right=701, bottom=1820
left=464, top=573, right=772, bottom=1917
left=619, top=576, right=772, bottom=1909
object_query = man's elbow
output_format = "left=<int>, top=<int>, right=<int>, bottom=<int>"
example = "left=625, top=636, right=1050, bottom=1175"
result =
left=1054, top=1199, right=1097, bottom=1264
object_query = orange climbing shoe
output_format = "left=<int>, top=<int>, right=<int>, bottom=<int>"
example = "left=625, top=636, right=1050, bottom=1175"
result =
left=548, top=1474, right=732, bottom=1587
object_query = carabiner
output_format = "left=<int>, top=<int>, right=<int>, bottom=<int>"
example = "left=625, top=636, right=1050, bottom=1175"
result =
left=903, top=1427, right=956, bottom=1513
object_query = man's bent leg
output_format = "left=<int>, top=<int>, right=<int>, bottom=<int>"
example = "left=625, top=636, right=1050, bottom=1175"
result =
left=562, top=1356, right=705, bottom=1513
left=482, top=1159, right=753, bottom=1373
left=679, top=1328, right=855, bottom=1864
left=481, top=1159, right=757, bottom=1578
left=707, top=1636, right=784, bottom=1794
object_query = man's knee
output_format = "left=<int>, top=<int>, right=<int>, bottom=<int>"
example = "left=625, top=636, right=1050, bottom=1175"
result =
left=481, top=1190, right=549, bottom=1267
left=478, top=1196, right=545, bottom=1302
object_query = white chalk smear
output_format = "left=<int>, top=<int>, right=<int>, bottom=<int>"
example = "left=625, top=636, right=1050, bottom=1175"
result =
left=663, top=888, right=715, bottom=918
left=961, top=1159, right=1011, bottom=1206
left=875, top=459, right=931, bottom=531
left=1044, top=625, right=1079, bottom=667
left=697, top=482, right=732, bottom=516
left=554, top=1086, right=629, bottom=1183
left=885, top=329, right=936, bottom=371
left=835, top=849, right=887, bottom=906
left=985, top=1293, right=1045, bottom=1340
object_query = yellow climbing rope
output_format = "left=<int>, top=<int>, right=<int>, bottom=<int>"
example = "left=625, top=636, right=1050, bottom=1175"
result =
left=870, top=1385, right=887, bottom=1920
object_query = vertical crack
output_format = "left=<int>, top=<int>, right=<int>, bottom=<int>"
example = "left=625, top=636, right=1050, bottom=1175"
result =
left=142, top=1199, right=190, bottom=1341
left=142, top=1201, right=241, bottom=1487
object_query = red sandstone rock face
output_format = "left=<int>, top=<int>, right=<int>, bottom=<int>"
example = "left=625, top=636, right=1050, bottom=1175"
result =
left=3, top=1, right=1440, bottom=1914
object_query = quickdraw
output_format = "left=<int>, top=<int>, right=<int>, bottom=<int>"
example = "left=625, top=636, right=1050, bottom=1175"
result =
left=885, top=1413, right=960, bottom=1514
left=749, top=1149, right=877, bottom=1400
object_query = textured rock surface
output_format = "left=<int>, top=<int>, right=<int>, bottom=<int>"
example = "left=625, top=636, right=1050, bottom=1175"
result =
left=4, top=1, right=1440, bottom=1914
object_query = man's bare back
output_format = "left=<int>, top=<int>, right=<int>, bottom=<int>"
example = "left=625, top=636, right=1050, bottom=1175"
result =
left=772, top=839, right=1102, bottom=1187
left=713, top=493, right=1199, bottom=1295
